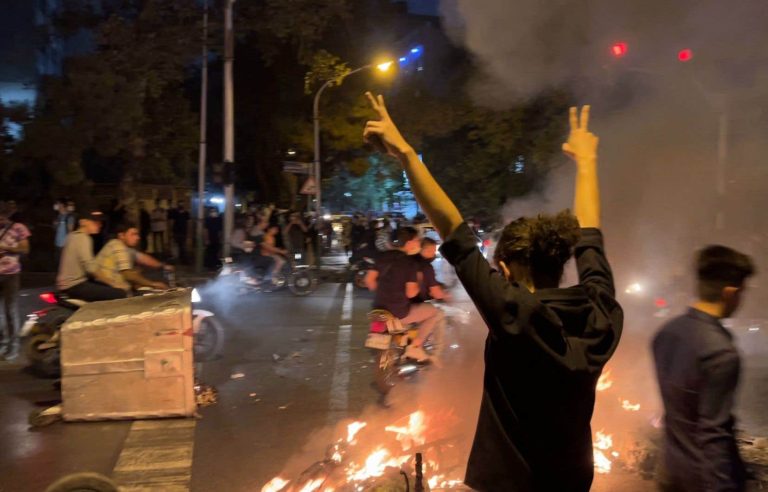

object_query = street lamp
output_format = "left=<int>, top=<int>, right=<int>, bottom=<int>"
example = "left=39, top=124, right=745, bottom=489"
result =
left=313, top=61, right=393, bottom=218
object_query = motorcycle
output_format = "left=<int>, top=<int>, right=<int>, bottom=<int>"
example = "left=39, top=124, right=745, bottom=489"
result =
left=21, top=287, right=225, bottom=378
left=364, top=303, right=449, bottom=398
left=218, top=250, right=316, bottom=296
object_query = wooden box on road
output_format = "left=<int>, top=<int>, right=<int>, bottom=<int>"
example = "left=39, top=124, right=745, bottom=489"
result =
left=60, top=290, right=196, bottom=421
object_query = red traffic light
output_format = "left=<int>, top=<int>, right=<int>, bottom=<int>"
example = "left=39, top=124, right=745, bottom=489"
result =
left=678, top=49, right=694, bottom=62
left=611, top=42, right=628, bottom=58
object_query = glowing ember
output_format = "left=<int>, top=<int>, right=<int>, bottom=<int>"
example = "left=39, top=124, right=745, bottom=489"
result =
left=261, top=477, right=289, bottom=492
left=384, top=410, right=427, bottom=451
left=620, top=399, right=641, bottom=411
left=596, top=369, right=613, bottom=391
left=298, top=478, right=324, bottom=492
left=346, top=421, right=367, bottom=443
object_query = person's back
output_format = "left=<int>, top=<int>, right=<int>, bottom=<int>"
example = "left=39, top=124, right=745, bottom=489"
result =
left=360, top=96, right=622, bottom=490
left=372, top=249, right=416, bottom=319
left=652, top=245, right=754, bottom=492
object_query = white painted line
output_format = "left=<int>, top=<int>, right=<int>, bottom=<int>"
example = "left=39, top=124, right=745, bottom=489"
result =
left=328, top=283, right=354, bottom=422
left=341, top=282, right=353, bottom=322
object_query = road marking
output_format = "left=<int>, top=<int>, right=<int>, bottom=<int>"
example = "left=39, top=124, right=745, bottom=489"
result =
left=341, top=282, right=353, bottom=322
left=112, top=419, right=196, bottom=491
left=328, top=283, right=354, bottom=423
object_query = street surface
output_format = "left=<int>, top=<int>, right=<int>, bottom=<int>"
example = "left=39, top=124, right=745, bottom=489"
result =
left=0, top=259, right=766, bottom=491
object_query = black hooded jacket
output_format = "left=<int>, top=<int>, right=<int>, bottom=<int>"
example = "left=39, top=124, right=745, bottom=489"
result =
left=440, top=223, right=623, bottom=492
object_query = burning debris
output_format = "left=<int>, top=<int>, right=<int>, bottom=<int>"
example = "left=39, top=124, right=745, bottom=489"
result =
left=261, top=411, right=465, bottom=492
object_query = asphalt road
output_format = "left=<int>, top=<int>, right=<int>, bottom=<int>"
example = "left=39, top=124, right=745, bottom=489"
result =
left=1, top=267, right=766, bottom=492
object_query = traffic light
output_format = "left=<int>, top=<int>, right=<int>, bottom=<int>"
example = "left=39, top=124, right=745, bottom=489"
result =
left=677, top=49, right=694, bottom=62
left=210, top=161, right=236, bottom=185
left=611, top=42, right=628, bottom=58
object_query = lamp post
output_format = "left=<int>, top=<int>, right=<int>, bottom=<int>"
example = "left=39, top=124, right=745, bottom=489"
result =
left=194, top=0, right=209, bottom=272
left=312, top=61, right=393, bottom=217
left=222, top=0, right=236, bottom=257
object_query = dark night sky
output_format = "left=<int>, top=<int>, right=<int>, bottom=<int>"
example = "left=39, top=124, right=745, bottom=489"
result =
left=0, top=0, right=36, bottom=83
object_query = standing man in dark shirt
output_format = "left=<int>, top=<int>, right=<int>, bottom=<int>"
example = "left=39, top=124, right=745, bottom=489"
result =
left=363, top=94, right=622, bottom=491
left=171, top=202, right=190, bottom=264
left=365, top=226, right=444, bottom=362
left=653, top=246, right=755, bottom=492
left=204, top=207, right=223, bottom=269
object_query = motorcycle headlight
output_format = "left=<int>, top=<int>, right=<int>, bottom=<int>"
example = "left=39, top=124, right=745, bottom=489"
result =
left=191, top=288, right=201, bottom=303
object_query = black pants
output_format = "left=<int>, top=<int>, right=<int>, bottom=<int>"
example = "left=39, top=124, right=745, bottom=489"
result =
left=63, top=281, right=127, bottom=303
left=0, top=274, right=20, bottom=348
left=174, top=234, right=187, bottom=263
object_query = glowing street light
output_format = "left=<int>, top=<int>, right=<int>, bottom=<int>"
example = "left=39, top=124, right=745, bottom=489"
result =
left=376, top=61, right=394, bottom=72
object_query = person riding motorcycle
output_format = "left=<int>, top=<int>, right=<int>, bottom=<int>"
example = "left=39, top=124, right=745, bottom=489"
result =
left=94, top=222, right=172, bottom=295
left=365, top=226, right=444, bottom=362
left=412, top=237, right=450, bottom=303
left=56, top=212, right=128, bottom=302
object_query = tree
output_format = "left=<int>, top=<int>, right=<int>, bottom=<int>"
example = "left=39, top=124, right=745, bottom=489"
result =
left=14, top=0, right=202, bottom=193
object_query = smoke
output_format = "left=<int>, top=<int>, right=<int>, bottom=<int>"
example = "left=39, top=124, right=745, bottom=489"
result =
left=438, top=0, right=768, bottom=447
left=441, top=0, right=768, bottom=311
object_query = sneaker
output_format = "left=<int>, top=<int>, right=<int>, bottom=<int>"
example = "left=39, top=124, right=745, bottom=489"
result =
left=404, top=345, right=430, bottom=363
left=243, top=276, right=260, bottom=286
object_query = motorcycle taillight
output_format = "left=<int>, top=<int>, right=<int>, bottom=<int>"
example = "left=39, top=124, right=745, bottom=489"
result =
left=370, top=320, right=388, bottom=334
left=39, top=292, right=57, bottom=304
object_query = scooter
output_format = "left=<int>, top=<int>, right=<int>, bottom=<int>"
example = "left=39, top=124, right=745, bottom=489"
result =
left=21, top=287, right=225, bottom=378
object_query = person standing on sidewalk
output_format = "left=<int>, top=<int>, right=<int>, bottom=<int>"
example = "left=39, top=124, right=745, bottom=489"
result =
left=0, top=202, right=31, bottom=361
left=53, top=198, right=76, bottom=264
left=170, top=202, right=190, bottom=264
left=150, top=200, right=167, bottom=256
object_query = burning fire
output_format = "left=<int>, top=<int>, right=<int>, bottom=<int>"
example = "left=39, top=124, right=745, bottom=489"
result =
left=620, top=399, right=641, bottom=411
left=384, top=410, right=427, bottom=451
left=261, top=477, right=290, bottom=492
left=593, top=430, right=615, bottom=474
left=346, top=421, right=367, bottom=444
left=597, top=369, right=613, bottom=391
left=262, top=410, right=462, bottom=490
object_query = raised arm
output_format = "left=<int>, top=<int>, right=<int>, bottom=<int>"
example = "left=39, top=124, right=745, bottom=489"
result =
left=563, top=106, right=600, bottom=229
left=363, top=92, right=463, bottom=240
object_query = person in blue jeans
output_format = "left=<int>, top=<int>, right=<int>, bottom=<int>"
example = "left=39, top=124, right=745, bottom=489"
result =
left=0, top=201, right=31, bottom=361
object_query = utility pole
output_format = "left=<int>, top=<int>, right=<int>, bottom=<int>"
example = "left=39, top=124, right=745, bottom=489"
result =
left=195, top=0, right=209, bottom=272
left=222, top=0, right=236, bottom=256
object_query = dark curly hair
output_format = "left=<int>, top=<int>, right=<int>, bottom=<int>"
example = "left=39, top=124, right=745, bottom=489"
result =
left=493, top=210, right=581, bottom=288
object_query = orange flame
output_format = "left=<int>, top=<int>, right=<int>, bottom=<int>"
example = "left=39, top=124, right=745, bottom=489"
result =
left=346, top=421, right=367, bottom=443
left=384, top=410, right=427, bottom=451
left=596, top=369, right=613, bottom=391
left=298, top=478, right=324, bottom=492
left=346, top=447, right=410, bottom=482
left=593, top=430, right=614, bottom=474
left=261, top=477, right=289, bottom=492
left=620, top=399, right=641, bottom=411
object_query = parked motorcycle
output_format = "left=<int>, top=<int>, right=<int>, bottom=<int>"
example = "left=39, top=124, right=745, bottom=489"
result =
left=21, top=287, right=225, bottom=378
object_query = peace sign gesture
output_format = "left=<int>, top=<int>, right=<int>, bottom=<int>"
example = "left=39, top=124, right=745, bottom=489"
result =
left=562, top=105, right=599, bottom=163
left=363, top=92, right=414, bottom=159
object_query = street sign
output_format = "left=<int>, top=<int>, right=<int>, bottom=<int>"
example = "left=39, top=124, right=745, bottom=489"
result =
left=282, top=161, right=312, bottom=174
left=300, top=176, right=317, bottom=195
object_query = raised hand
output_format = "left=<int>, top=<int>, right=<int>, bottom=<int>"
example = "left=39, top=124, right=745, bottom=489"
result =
left=363, top=92, right=413, bottom=159
left=562, top=106, right=598, bottom=163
